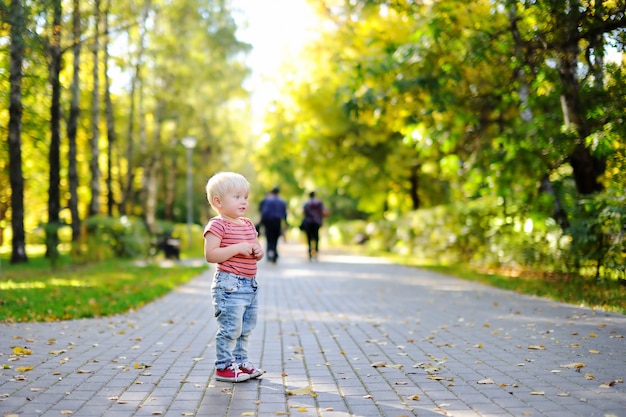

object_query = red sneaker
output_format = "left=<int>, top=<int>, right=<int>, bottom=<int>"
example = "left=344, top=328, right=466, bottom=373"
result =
left=239, top=362, right=264, bottom=379
left=215, top=363, right=251, bottom=383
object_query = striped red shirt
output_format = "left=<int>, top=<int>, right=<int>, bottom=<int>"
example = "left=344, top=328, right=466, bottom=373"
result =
left=203, top=217, right=258, bottom=278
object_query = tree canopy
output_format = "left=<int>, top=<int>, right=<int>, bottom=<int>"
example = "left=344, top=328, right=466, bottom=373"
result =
left=1, top=0, right=625, bottom=276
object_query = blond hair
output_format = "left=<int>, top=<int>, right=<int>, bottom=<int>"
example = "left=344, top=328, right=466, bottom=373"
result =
left=205, top=172, right=250, bottom=210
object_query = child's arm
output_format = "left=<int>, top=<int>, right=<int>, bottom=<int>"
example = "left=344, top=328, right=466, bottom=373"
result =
left=204, top=233, right=257, bottom=264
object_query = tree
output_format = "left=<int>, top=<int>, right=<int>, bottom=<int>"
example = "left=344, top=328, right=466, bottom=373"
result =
left=103, top=0, right=116, bottom=217
left=44, top=0, right=63, bottom=260
left=67, top=0, right=82, bottom=242
left=6, top=0, right=28, bottom=263
left=89, top=0, right=101, bottom=216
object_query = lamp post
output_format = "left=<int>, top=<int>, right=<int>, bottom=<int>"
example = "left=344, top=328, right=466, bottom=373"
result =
left=181, top=137, right=197, bottom=250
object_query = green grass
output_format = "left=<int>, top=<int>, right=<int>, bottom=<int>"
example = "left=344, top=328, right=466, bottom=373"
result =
left=0, top=254, right=207, bottom=323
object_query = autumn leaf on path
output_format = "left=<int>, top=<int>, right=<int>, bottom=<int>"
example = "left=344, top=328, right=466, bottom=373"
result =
left=477, top=378, right=495, bottom=384
left=286, top=385, right=316, bottom=397
left=371, top=361, right=387, bottom=368
left=12, top=346, right=32, bottom=356
left=560, top=362, right=585, bottom=369
left=134, top=363, right=151, bottom=369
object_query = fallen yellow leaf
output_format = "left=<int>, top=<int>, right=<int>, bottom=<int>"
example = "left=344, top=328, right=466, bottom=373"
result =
left=15, top=366, right=34, bottom=372
left=560, top=362, right=585, bottom=369
left=12, top=346, right=32, bottom=356
left=286, top=386, right=312, bottom=396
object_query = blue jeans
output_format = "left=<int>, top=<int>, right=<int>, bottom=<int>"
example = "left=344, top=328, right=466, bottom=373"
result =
left=211, top=272, right=259, bottom=370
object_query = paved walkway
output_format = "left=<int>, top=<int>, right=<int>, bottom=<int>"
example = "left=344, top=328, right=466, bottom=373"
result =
left=1, top=242, right=625, bottom=417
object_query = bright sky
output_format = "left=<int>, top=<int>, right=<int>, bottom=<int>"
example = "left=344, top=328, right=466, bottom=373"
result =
left=230, top=0, right=319, bottom=131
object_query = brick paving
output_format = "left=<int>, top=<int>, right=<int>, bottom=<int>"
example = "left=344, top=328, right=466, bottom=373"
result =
left=1, top=242, right=625, bottom=417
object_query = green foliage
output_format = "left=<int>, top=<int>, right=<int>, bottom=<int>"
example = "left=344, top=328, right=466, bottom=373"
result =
left=330, top=191, right=624, bottom=284
left=568, top=191, right=626, bottom=280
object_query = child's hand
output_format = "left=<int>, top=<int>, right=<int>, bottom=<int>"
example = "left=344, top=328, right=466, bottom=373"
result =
left=251, top=242, right=264, bottom=261
left=235, top=242, right=257, bottom=257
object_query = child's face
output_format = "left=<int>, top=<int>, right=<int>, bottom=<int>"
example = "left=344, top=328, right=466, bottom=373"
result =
left=214, top=188, right=249, bottom=219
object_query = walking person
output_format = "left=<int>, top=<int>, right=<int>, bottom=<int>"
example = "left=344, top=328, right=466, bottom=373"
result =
left=301, top=191, right=328, bottom=261
left=203, top=172, right=265, bottom=383
left=259, top=186, right=287, bottom=263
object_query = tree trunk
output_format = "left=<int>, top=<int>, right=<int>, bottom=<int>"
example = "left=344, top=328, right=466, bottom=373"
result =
left=103, top=0, right=116, bottom=217
left=143, top=111, right=163, bottom=235
left=119, top=3, right=149, bottom=215
left=89, top=0, right=101, bottom=216
left=409, top=163, right=420, bottom=210
left=556, top=21, right=605, bottom=195
left=8, top=0, right=28, bottom=264
left=164, top=133, right=178, bottom=220
left=67, top=0, right=82, bottom=242
left=46, top=0, right=63, bottom=260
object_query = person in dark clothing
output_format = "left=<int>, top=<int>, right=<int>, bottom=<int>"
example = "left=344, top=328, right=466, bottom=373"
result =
left=301, top=191, right=328, bottom=261
left=260, top=187, right=287, bottom=263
